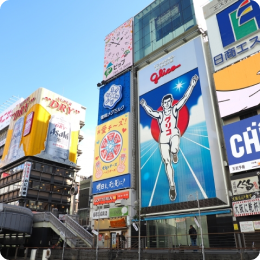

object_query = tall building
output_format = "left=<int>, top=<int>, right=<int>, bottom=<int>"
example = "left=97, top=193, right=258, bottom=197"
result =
left=0, top=88, right=86, bottom=215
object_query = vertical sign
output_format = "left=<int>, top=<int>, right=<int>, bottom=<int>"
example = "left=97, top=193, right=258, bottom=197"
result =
left=19, top=162, right=32, bottom=197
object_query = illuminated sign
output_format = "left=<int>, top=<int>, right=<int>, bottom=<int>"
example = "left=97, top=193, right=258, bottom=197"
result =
left=93, top=191, right=129, bottom=205
left=223, top=114, right=260, bottom=173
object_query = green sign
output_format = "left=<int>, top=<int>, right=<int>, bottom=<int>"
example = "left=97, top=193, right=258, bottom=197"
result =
left=109, top=206, right=128, bottom=218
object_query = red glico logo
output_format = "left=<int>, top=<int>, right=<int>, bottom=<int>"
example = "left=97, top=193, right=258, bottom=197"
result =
left=150, top=64, right=181, bottom=84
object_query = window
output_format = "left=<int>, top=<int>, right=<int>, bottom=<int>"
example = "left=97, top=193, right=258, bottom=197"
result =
left=39, top=182, right=51, bottom=191
left=29, top=200, right=37, bottom=210
left=37, top=202, right=48, bottom=211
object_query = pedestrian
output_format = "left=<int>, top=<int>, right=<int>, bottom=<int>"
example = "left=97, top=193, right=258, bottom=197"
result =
left=189, top=225, right=197, bottom=247
left=121, top=232, right=126, bottom=249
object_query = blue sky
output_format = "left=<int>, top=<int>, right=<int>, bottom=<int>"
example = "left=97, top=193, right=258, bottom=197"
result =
left=0, top=0, right=152, bottom=176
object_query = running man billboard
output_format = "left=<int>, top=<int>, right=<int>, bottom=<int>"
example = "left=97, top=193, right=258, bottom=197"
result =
left=138, top=36, right=228, bottom=211
left=0, top=88, right=86, bottom=167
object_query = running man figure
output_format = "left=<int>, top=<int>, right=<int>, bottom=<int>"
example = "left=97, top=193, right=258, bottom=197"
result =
left=140, top=75, right=199, bottom=201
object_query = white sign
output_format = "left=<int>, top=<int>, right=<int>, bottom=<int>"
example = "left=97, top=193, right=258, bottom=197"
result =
left=0, top=138, right=6, bottom=147
left=132, top=223, right=138, bottom=231
left=0, top=98, right=23, bottom=132
left=231, top=176, right=260, bottom=195
left=19, top=162, right=32, bottom=197
left=92, top=209, right=109, bottom=220
left=239, top=221, right=255, bottom=233
left=254, top=220, right=260, bottom=230
left=103, top=18, right=133, bottom=81
left=233, top=198, right=260, bottom=217
left=92, top=229, right=99, bottom=236
left=204, top=0, right=260, bottom=71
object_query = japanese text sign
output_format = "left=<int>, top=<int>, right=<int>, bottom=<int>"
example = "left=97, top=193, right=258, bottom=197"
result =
left=92, top=174, right=131, bottom=194
left=223, top=114, right=260, bottom=173
left=233, top=198, right=260, bottom=217
left=93, top=191, right=129, bottom=205
left=103, top=18, right=133, bottom=81
left=110, top=218, right=126, bottom=228
left=98, top=71, right=131, bottom=125
left=231, top=176, right=260, bottom=195
left=92, top=209, right=109, bottom=220
left=93, top=112, right=130, bottom=182
left=19, top=162, right=32, bottom=197
left=204, top=0, right=260, bottom=71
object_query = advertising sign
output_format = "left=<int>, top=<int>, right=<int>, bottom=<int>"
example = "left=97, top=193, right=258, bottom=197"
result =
left=0, top=98, right=23, bottom=132
left=204, top=0, right=260, bottom=71
left=93, top=191, right=129, bottom=205
left=233, top=198, right=260, bottom=217
left=223, top=114, right=260, bottom=173
left=138, top=36, right=227, bottom=209
left=213, top=52, right=260, bottom=118
left=231, top=176, right=260, bottom=195
left=239, top=221, right=255, bottom=232
left=109, top=206, right=128, bottom=218
left=110, top=218, right=126, bottom=228
left=93, top=112, right=130, bottom=182
left=254, top=220, right=260, bottom=229
left=232, top=191, right=260, bottom=202
left=92, top=174, right=130, bottom=194
left=103, top=18, right=133, bottom=81
left=0, top=88, right=85, bottom=168
left=19, top=162, right=32, bottom=197
left=98, top=71, right=131, bottom=125
left=92, top=209, right=109, bottom=219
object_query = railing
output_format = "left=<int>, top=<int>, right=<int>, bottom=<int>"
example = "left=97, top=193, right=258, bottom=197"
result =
left=65, top=215, right=93, bottom=246
left=33, top=212, right=77, bottom=247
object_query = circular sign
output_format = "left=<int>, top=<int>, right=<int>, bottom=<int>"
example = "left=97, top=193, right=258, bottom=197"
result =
left=151, top=100, right=190, bottom=142
left=99, top=130, right=123, bottom=163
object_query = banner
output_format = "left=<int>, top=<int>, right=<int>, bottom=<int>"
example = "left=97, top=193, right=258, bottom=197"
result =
left=109, top=206, right=128, bottom=218
left=19, top=162, right=32, bottom=197
left=93, top=112, right=130, bottom=182
left=103, top=18, right=133, bottom=81
left=223, top=114, right=260, bottom=173
left=0, top=88, right=85, bottom=167
left=92, top=174, right=130, bottom=194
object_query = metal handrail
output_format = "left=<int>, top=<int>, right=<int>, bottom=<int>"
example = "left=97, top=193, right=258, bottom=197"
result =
left=65, top=215, right=93, bottom=245
left=33, top=212, right=77, bottom=247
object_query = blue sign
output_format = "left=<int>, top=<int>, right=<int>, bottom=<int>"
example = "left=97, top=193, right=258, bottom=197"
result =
left=216, top=0, right=260, bottom=48
left=98, top=71, right=131, bottom=125
left=223, top=114, right=260, bottom=173
left=92, top=174, right=131, bottom=194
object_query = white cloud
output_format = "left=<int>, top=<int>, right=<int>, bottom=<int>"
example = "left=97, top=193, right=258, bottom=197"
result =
left=0, top=0, right=8, bottom=8
left=76, top=128, right=95, bottom=178
left=189, top=96, right=206, bottom=126
left=140, top=125, right=153, bottom=144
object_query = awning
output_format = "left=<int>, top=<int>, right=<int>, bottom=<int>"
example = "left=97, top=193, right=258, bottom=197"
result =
left=143, top=209, right=231, bottom=221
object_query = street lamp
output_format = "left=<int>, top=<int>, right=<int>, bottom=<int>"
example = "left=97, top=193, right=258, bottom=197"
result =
left=134, top=200, right=141, bottom=260
left=93, top=205, right=100, bottom=260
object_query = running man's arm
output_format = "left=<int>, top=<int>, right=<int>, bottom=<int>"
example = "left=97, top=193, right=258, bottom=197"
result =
left=176, top=74, right=199, bottom=110
left=140, top=99, right=160, bottom=118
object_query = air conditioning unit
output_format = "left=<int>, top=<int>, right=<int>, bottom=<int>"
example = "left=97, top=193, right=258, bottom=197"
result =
left=115, top=199, right=126, bottom=207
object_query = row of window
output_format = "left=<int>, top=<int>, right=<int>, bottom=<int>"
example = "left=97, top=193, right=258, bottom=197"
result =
left=0, top=129, right=7, bottom=143
left=29, top=180, right=70, bottom=195
left=0, top=182, right=21, bottom=195
left=25, top=200, right=69, bottom=213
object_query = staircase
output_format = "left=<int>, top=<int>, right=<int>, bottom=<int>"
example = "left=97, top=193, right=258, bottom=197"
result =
left=33, top=212, right=93, bottom=248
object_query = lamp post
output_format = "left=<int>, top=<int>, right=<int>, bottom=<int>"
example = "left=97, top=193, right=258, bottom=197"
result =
left=134, top=200, right=141, bottom=260
left=196, top=191, right=205, bottom=260
left=93, top=205, right=100, bottom=260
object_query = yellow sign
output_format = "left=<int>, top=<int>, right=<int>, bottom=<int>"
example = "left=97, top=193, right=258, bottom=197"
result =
left=0, top=88, right=85, bottom=167
left=93, top=113, right=129, bottom=182
left=233, top=224, right=239, bottom=231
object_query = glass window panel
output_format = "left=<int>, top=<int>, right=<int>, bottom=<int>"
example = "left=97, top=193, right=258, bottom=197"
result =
left=181, top=0, right=192, bottom=10
left=39, top=182, right=51, bottom=191
left=29, top=200, right=37, bottom=210
left=182, top=6, right=193, bottom=23
left=160, top=1, right=170, bottom=14
left=37, top=202, right=48, bottom=211
left=53, top=185, right=63, bottom=194
left=32, top=181, right=40, bottom=189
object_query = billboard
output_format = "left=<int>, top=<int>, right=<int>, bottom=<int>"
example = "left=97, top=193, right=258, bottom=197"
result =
left=138, top=36, right=227, bottom=210
left=103, top=18, right=133, bottom=81
left=214, top=52, right=260, bottom=118
left=92, top=174, right=131, bottom=194
left=0, top=88, right=85, bottom=167
left=204, top=0, right=260, bottom=71
left=0, top=98, right=23, bottom=132
left=98, top=71, right=131, bottom=125
left=93, top=190, right=129, bottom=205
left=223, top=114, right=260, bottom=173
left=92, top=112, right=130, bottom=184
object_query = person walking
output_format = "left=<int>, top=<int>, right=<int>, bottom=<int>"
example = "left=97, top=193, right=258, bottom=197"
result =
left=189, top=225, right=197, bottom=247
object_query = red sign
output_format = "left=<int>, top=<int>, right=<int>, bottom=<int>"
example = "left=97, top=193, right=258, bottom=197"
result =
left=93, top=191, right=129, bottom=205
left=110, top=218, right=126, bottom=228
left=1, top=173, right=10, bottom=179
left=150, top=64, right=181, bottom=84
left=23, top=112, right=34, bottom=137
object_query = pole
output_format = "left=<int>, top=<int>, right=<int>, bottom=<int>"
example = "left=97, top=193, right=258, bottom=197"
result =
left=197, top=191, right=205, bottom=260
left=138, top=201, right=141, bottom=260
left=96, top=209, right=100, bottom=260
